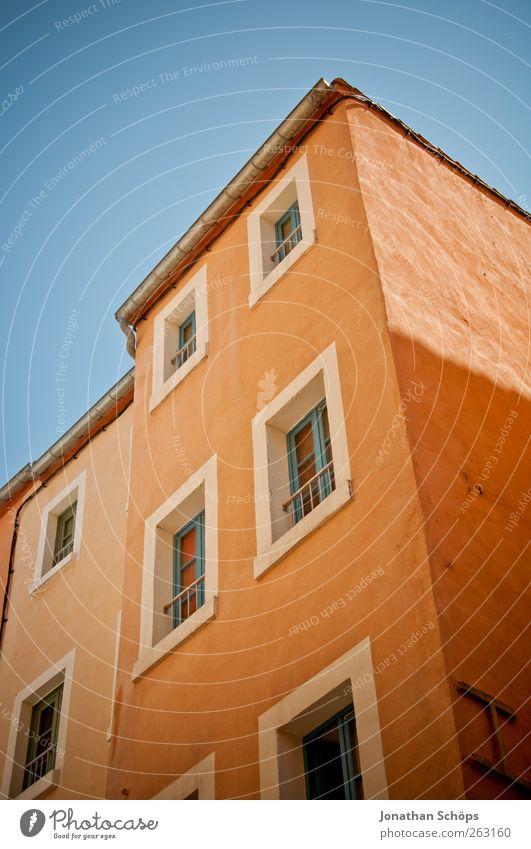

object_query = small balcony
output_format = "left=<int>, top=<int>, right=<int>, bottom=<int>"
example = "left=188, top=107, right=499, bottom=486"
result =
left=52, top=540, right=74, bottom=567
left=163, top=574, right=205, bottom=627
left=283, top=461, right=336, bottom=526
left=171, top=334, right=197, bottom=370
left=23, top=746, right=57, bottom=790
left=271, top=223, right=303, bottom=265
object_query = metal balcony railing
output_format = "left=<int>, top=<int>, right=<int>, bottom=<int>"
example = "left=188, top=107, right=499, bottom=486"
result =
left=52, top=540, right=74, bottom=567
left=163, top=573, right=205, bottom=625
left=23, top=745, right=57, bottom=790
left=171, top=334, right=197, bottom=369
left=271, top=223, right=302, bottom=265
left=283, top=461, right=335, bottom=526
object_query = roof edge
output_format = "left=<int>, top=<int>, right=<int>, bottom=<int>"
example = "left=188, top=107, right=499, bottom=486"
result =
left=115, top=77, right=343, bottom=328
left=0, top=368, right=135, bottom=511
left=115, top=77, right=530, bottom=335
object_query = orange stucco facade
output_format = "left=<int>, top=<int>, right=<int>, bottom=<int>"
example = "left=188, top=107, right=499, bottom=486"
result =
left=0, top=80, right=529, bottom=801
left=0, top=405, right=132, bottom=799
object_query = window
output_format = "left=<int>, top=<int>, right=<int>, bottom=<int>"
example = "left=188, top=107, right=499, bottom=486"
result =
left=166, top=511, right=205, bottom=628
left=172, top=311, right=197, bottom=370
left=1, top=650, right=75, bottom=800
left=258, top=639, right=388, bottom=800
left=23, top=686, right=63, bottom=791
left=286, top=401, right=334, bottom=525
left=273, top=202, right=302, bottom=265
left=152, top=753, right=215, bottom=799
left=247, top=154, right=316, bottom=307
left=303, top=707, right=363, bottom=800
left=150, top=266, right=209, bottom=411
left=32, top=472, right=86, bottom=589
left=134, top=455, right=218, bottom=679
left=52, top=503, right=77, bottom=567
left=252, top=343, right=352, bottom=578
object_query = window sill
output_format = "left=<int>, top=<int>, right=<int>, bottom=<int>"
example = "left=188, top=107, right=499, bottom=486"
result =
left=254, top=479, right=353, bottom=579
left=29, top=552, right=79, bottom=594
left=248, top=233, right=316, bottom=309
left=149, top=342, right=208, bottom=412
left=132, top=595, right=217, bottom=680
left=15, top=768, right=60, bottom=800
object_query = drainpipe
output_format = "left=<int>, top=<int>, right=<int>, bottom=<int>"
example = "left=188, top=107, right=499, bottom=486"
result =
left=118, top=317, right=136, bottom=359
left=0, top=485, right=40, bottom=654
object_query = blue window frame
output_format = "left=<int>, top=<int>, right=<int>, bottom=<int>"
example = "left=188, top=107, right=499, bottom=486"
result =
left=303, top=707, right=363, bottom=800
left=171, top=511, right=205, bottom=628
left=286, top=400, right=334, bottom=523
left=274, top=201, right=301, bottom=263
left=174, top=311, right=196, bottom=369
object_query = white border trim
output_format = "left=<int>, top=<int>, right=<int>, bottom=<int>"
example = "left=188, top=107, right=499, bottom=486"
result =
left=15, top=769, right=60, bottom=801
left=247, top=154, right=317, bottom=308
left=152, top=752, right=215, bottom=799
left=133, top=455, right=219, bottom=680
left=1, top=649, right=76, bottom=799
left=150, top=265, right=209, bottom=412
left=252, top=342, right=352, bottom=577
left=258, top=638, right=388, bottom=800
left=30, top=471, right=87, bottom=592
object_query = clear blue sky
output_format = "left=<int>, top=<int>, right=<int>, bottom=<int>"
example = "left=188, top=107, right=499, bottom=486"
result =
left=0, top=0, right=529, bottom=484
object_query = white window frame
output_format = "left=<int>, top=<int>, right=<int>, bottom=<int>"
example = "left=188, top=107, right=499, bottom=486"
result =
left=30, top=471, right=86, bottom=592
left=258, top=638, right=388, bottom=800
left=150, top=264, right=209, bottom=412
left=133, top=455, right=219, bottom=680
left=247, top=154, right=317, bottom=308
left=252, top=342, right=352, bottom=578
left=152, top=753, right=215, bottom=799
left=1, top=649, right=75, bottom=800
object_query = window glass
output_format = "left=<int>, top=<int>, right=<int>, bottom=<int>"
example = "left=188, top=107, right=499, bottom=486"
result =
left=171, top=512, right=205, bottom=627
left=23, top=686, right=63, bottom=790
left=286, top=402, right=334, bottom=522
left=53, top=503, right=77, bottom=566
left=280, top=215, right=295, bottom=242
left=181, top=319, right=194, bottom=345
left=174, top=312, right=196, bottom=369
left=274, top=202, right=301, bottom=263
left=303, top=708, right=363, bottom=800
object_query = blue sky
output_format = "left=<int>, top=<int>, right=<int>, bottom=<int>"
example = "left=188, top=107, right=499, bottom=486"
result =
left=0, top=0, right=529, bottom=484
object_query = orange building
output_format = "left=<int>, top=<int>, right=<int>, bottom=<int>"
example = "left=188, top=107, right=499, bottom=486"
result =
left=1, top=79, right=529, bottom=801
left=0, top=372, right=133, bottom=800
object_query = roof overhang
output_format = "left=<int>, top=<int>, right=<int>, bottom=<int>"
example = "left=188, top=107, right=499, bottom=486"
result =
left=0, top=369, right=134, bottom=513
left=114, top=78, right=364, bottom=332
left=115, top=77, right=530, bottom=340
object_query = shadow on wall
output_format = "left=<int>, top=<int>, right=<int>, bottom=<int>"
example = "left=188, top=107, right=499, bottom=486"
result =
left=389, top=332, right=530, bottom=800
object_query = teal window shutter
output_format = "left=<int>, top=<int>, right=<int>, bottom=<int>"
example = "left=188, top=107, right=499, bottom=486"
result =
left=171, top=510, right=205, bottom=628
left=174, top=311, right=197, bottom=369
left=274, top=201, right=302, bottom=262
left=286, top=401, right=333, bottom=523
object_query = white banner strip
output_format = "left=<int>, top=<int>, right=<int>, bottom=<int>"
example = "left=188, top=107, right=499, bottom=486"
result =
left=2, top=799, right=528, bottom=848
